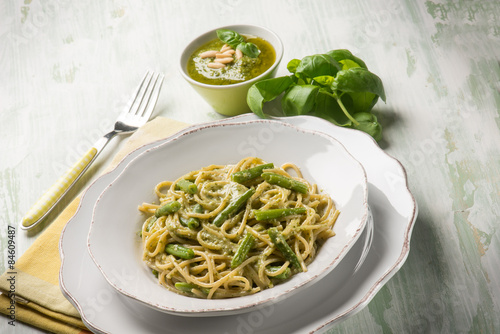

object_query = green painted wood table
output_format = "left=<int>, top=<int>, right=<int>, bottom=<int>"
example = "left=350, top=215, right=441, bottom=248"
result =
left=1, top=0, right=499, bottom=333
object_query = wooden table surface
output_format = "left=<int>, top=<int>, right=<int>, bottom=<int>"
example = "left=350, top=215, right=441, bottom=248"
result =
left=1, top=0, right=499, bottom=333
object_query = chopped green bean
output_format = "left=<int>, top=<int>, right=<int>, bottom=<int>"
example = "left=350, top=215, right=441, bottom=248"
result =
left=261, top=172, right=308, bottom=194
left=180, top=204, right=202, bottom=229
left=145, top=216, right=158, bottom=232
left=231, top=233, right=255, bottom=268
left=180, top=217, right=200, bottom=230
left=192, top=203, right=204, bottom=214
left=174, top=282, right=209, bottom=295
left=152, top=269, right=159, bottom=278
left=176, top=179, right=198, bottom=194
left=186, top=219, right=199, bottom=229
left=155, top=201, right=181, bottom=217
left=213, top=188, right=255, bottom=227
left=267, top=265, right=292, bottom=279
left=268, top=227, right=302, bottom=271
left=254, top=207, right=307, bottom=221
left=165, top=244, right=195, bottom=259
left=174, top=282, right=197, bottom=293
left=179, top=217, right=189, bottom=228
left=177, top=210, right=198, bottom=231
left=231, top=163, right=274, bottom=183
left=188, top=203, right=203, bottom=229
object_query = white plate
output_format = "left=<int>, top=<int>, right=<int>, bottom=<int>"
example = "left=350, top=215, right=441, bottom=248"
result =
left=87, top=120, right=369, bottom=316
left=59, top=114, right=417, bottom=333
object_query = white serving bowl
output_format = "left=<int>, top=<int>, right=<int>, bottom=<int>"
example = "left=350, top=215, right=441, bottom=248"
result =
left=87, top=120, right=369, bottom=316
left=179, top=24, right=283, bottom=116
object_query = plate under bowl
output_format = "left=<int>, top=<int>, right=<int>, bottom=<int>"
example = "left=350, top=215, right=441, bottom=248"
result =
left=87, top=119, right=369, bottom=316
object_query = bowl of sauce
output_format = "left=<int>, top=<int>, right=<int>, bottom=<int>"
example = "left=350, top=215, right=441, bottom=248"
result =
left=180, top=25, right=283, bottom=116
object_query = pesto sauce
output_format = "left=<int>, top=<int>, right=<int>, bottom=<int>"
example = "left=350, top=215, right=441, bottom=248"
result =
left=187, top=36, right=276, bottom=85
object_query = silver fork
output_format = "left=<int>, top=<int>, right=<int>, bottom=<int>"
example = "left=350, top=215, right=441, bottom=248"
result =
left=21, top=71, right=165, bottom=230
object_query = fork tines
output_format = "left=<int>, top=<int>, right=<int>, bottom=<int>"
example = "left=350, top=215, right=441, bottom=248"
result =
left=129, top=71, right=165, bottom=119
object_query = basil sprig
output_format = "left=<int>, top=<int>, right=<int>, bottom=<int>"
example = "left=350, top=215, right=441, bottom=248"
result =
left=237, top=42, right=260, bottom=58
left=246, top=49, right=386, bottom=141
left=216, top=29, right=260, bottom=58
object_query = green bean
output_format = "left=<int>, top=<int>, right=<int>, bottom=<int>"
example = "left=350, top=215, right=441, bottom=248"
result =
left=186, top=218, right=199, bottom=229
left=174, top=282, right=197, bottom=293
left=176, top=179, right=198, bottom=194
left=231, top=163, right=274, bottom=184
left=165, top=244, right=195, bottom=259
left=189, top=204, right=203, bottom=228
left=267, top=265, right=292, bottom=279
left=155, top=201, right=181, bottom=217
left=180, top=204, right=202, bottom=229
left=253, top=207, right=306, bottom=221
left=231, top=233, right=255, bottom=268
left=261, top=172, right=308, bottom=194
left=174, top=282, right=209, bottom=295
left=192, top=203, right=204, bottom=214
left=145, top=216, right=158, bottom=232
left=268, top=227, right=302, bottom=271
left=180, top=217, right=200, bottom=230
left=152, top=269, right=159, bottom=278
left=213, top=188, right=255, bottom=227
left=179, top=217, right=190, bottom=228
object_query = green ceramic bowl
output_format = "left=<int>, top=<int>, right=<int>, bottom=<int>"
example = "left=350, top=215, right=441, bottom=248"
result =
left=179, top=24, right=283, bottom=116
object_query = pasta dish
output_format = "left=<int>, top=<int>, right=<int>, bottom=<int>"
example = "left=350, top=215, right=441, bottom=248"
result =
left=138, top=157, right=339, bottom=299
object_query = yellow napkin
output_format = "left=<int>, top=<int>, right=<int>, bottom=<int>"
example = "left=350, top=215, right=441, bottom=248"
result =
left=0, top=117, right=189, bottom=334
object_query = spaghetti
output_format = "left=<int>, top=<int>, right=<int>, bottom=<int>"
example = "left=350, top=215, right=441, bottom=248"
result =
left=138, top=157, right=339, bottom=299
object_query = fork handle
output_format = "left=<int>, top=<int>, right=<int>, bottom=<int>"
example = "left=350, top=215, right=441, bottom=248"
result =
left=20, top=147, right=99, bottom=230
left=20, top=132, right=116, bottom=230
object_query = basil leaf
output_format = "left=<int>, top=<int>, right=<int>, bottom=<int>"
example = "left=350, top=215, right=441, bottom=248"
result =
left=351, top=112, right=383, bottom=141
left=281, top=85, right=318, bottom=116
left=313, top=75, right=335, bottom=87
left=332, top=67, right=386, bottom=102
left=339, top=59, right=362, bottom=70
left=295, top=54, right=341, bottom=79
left=287, top=59, right=301, bottom=74
left=346, top=91, right=378, bottom=113
left=325, top=49, right=368, bottom=69
left=237, top=42, right=260, bottom=58
left=216, top=29, right=245, bottom=48
left=247, top=76, right=294, bottom=118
